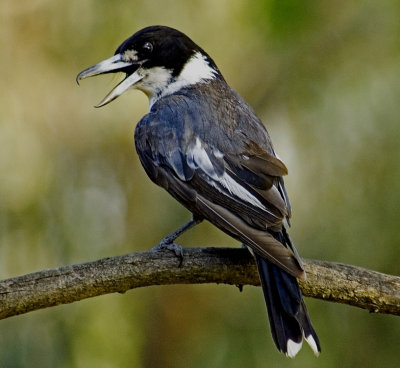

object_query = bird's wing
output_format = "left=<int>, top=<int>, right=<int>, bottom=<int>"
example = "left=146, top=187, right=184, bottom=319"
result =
left=135, top=112, right=303, bottom=277
left=223, top=140, right=291, bottom=222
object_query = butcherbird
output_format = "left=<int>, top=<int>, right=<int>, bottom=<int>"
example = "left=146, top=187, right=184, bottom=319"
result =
left=77, top=25, right=320, bottom=357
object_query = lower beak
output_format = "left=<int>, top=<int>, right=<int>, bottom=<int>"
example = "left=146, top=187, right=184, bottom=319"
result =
left=76, top=53, right=144, bottom=107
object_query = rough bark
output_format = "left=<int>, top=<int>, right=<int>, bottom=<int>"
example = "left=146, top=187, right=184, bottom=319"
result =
left=0, top=247, right=399, bottom=320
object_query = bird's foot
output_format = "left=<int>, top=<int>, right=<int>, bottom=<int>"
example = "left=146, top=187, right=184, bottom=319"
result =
left=150, top=218, right=201, bottom=265
left=151, top=239, right=184, bottom=265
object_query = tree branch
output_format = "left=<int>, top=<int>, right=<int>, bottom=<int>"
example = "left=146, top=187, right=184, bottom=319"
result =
left=0, top=247, right=399, bottom=320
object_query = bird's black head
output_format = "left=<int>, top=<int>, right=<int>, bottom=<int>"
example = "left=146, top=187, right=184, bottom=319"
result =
left=115, top=26, right=218, bottom=77
left=77, top=25, right=220, bottom=107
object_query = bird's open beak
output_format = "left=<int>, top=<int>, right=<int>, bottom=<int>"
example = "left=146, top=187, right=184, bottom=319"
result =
left=76, top=53, right=144, bottom=107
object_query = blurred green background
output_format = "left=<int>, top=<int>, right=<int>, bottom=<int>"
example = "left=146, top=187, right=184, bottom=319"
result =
left=1, top=0, right=399, bottom=367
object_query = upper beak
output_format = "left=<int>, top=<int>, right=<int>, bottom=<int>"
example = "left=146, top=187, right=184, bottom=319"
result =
left=76, top=53, right=144, bottom=107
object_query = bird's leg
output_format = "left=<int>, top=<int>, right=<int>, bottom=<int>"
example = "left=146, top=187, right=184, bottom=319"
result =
left=151, top=216, right=203, bottom=260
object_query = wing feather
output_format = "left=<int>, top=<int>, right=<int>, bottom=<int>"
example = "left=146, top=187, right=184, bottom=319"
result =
left=135, top=112, right=300, bottom=275
left=196, top=196, right=304, bottom=278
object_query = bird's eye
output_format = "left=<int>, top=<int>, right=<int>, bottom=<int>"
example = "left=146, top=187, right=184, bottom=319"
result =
left=143, top=42, right=153, bottom=53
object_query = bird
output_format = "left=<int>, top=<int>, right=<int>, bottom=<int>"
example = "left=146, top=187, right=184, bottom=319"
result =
left=76, top=25, right=320, bottom=358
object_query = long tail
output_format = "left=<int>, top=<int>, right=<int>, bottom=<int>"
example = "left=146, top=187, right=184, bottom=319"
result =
left=255, top=232, right=321, bottom=358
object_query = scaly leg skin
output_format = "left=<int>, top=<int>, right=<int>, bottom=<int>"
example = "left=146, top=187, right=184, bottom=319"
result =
left=151, top=217, right=202, bottom=262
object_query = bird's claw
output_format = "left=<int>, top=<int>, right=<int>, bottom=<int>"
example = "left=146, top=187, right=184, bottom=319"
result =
left=151, top=241, right=184, bottom=265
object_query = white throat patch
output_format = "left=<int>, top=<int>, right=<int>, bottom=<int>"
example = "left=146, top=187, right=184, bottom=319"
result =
left=145, top=51, right=217, bottom=107
left=135, top=66, right=172, bottom=102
